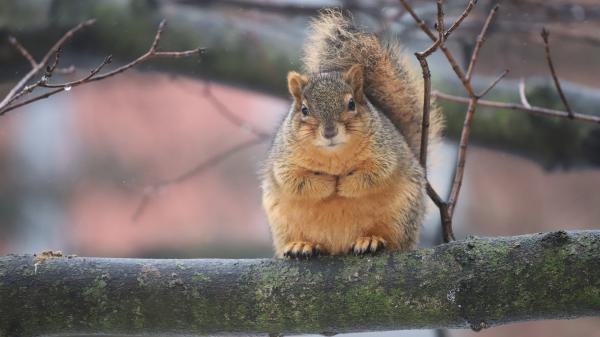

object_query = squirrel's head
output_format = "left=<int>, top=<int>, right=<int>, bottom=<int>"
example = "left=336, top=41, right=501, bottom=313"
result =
left=286, top=64, right=370, bottom=152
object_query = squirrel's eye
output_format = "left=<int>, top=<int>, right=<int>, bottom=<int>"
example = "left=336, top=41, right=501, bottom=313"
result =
left=301, top=105, right=309, bottom=116
left=348, top=98, right=355, bottom=111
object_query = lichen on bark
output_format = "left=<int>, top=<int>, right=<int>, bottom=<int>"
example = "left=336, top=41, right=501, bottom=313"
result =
left=1, top=230, right=599, bottom=337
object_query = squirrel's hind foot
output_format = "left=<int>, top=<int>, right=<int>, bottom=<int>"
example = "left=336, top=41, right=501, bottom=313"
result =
left=351, top=236, right=386, bottom=255
left=282, top=241, right=323, bottom=259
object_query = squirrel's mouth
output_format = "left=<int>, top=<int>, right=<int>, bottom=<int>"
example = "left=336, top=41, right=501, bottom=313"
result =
left=320, top=141, right=345, bottom=149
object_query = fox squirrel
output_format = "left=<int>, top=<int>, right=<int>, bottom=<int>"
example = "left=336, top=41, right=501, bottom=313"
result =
left=261, top=10, right=443, bottom=258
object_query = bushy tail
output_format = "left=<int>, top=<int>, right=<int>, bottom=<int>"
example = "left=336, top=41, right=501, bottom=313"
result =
left=303, top=9, right=443, bottom=157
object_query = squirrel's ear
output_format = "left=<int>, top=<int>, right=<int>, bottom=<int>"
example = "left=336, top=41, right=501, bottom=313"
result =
left=287, top=71, right=308, bottom=101
left=343, top=64, right=364, bottom=103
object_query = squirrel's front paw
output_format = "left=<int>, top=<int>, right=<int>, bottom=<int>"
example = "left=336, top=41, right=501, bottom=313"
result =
left=351, top=236, right=386, bottom=255
left=282, top=241, right=322, bottom=259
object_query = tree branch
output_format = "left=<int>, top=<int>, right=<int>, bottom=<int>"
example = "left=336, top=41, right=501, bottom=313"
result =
left=404, top=0, right=505, bottom=243
left=0, top=19, right=204, bottom=116
left=476, top=69, right=509, bottom=99
left=433, top=91, right=600, bottom=124
left=132, top=137, right=267, bottom=221
left=0, top=19, right=96, bottom=113
left=541, top=28, right=574, bottom=119
left=443, top=0, right=477, bottom=40
left=1, top=230, right=599, bottom=336
left=8, top=36, right=37, bottom=68
left=518, top=78, right=532, bottom=108
left=130, top=81, right=271, bottom=221
left=465, top=4, right=499, bottom=82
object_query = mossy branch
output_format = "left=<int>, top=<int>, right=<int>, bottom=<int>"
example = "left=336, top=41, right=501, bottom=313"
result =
left=1, top=230, right=600, bottom=336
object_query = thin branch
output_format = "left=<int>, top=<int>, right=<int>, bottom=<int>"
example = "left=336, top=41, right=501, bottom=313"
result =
left=398, top=0, right=437, bottom=41
left=444, top=0, right=477, bottom=40
left=398, top=0, right=475, bottom=97
left=415, top=0, right=445, bottom=171
left=416, top=54, right=433, bottom=171
left=0, top=19, right=96, bottom=112
left=439, top=202, right=455, bottom=242
left=433, top=91, right=600, bottom=124
left=541, top=28, right=574, bottom=119
left=132, top=137, right=267, bottom=221
left=477, top=69, right=509, bottom=98
left=0, top=19, right=203, bottom=116
left=401, top=0, right=597, bottom=245
left=2, top=46, right=63, bottom=109
left=518, top=78, right=532, bottom=109
left=426, top=182, right=444, bottom=208
left=443, top=4, right=503, bottom=231
left=131, top=80, right=272, bottom=221
left=0, top=89, right=65, bottom=114
left=89, top=19, right=204, bottom=82
left=8, top=36, right=37, bottom=68
left=447, top=99, right=477, bottom=214
left=203, top=83, right=270, bottom=138
left=40, top=55, right=113, bottom=88
left=465, top=4, right=500, bottom=82
left=435, top=0, right=445, bottom=44
left=406, top=0, right=502, bottom=243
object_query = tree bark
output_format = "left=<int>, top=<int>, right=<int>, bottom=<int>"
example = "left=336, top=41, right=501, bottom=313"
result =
left=1, top=230, right=599, bottom=337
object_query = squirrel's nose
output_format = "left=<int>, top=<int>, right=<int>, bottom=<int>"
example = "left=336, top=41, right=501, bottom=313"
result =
left=322, top=125, right=338, bottom=139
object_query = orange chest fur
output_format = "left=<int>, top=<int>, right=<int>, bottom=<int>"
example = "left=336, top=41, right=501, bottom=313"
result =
left=271, top=181, right=405, bottom=254
left=291, top=138, right=372, bottom=175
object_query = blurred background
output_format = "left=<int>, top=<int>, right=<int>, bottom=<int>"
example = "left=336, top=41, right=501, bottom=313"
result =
left=1, top=0, right=599, bottom=336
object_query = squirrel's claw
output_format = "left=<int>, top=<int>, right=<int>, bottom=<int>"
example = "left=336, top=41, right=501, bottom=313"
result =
left=351, top=236, right=386, bottom=255
left=282, top=241, right=322, bottom=259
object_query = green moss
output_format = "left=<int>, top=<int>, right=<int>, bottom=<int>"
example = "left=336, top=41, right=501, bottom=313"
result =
left=192, top=272, right=210, bottom=282
left=1, top=232, right=599, bottom=336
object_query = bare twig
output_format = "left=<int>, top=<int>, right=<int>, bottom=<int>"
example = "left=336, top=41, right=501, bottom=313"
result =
left=399, top=0, right=437, bottom=41
left=446, top=5, right=502, bottom=218
left=426, top=182, right=444, bottom=208
left=203, top=83, right=270, bottom=138
left=132, top=137, right=267, bottom=221
left=40, top=55, right=113, bottom=88
left=399, top=0, right=476, bottom=97
left=2, top=47, right=65, bottom=108
left=89, top=20, right=204, bottom=83
left=1, top=88, right=66, bottom=113
left=433, top=91, right=600, bottom=124
left=447, top=99, right=477, bottom=215
left=8, top=36, right=37, bottom=68
left=477, top=69, right=509, bottom=98
left=416, top=53, right=434, bottom=171
left=465, top=4, right=500, bottom=82
left=444, top=0, right=477, bottom=40
left=435, top=0, right=445, bottom=44
left=402, top=0, right=505, bottom=243
left=131, top=81, right=273, bottom=220
left=415, top=0, right=445, bottom=172
left=0, top=19, right=96, bottom=113
left=541, top=28, right=574, bottom=119
left=518, top=78, right=532, bottom=109
left=0, top=19, right=203, bottom=116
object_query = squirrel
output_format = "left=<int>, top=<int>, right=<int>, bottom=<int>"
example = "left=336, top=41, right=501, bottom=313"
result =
left=261, top=9, right=443, bottom=258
